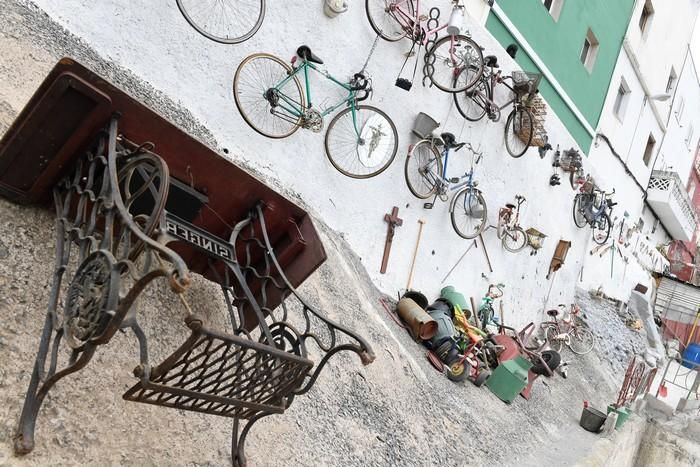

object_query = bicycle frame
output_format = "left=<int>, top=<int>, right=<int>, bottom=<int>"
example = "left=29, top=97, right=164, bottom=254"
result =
left=272, top=59, right=360, bottom=133
left=473, top=68, right=519, bottom=117
left=579, top=190, right=610, bottom=226
left=386, top=0, right=453, bottom=44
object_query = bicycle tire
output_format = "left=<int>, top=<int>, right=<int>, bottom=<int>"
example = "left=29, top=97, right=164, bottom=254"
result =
left=572, top=194, right=588, bottom=228
left=543, top=324, right=563, bottom=353
left=592, top=212, right=611, bottom=245
left=404, top=139, right=442, bottom=199
left=454, top=67, right=489, bottom=122
left=450, top=188, right=487, bottom=239
left=504, top=106, right=533, bottom=158
left=325, top=105, right=398, bottom=179
left=177, top=0, right=265, bottom=44
left=233, top=53, right=304, bottom=139
left=427, top=34, right=484, bottom=93
left=502, top=226, right=528, bottom=253
left=568, top=326, right=595, bottom=355
left=365, top=0, right=413, bottom=42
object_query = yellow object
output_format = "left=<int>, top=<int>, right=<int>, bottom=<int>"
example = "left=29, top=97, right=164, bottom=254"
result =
left=686, top=309, right=700, bottom=347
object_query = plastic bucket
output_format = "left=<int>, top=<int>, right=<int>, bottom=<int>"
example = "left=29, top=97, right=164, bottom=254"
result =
left=607, top=404, right=631, bottom=429
left=440, top=286, right=471, bottom=318
left=682, top=343, right=700, bottom=369
left=412, top=112, right=439, bottom=139
left=323, top=0, right=348, bottom=17
left=579, top=406, right=606, bottom=433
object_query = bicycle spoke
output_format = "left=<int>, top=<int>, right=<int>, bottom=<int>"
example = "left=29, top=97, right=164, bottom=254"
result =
left=178, top=0, right=264, bottom=44
left=366, top=0, right=409, bottom=41
left=405, top=142, right=440, bottom=198
left=326, top=106, right=397, bottom=178
left=451, top=190, right=486, bottom=239
left=234, top=54, right=303, bottom=138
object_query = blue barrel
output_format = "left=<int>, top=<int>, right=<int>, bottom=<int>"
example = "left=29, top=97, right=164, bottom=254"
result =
left=682, top=343, right=700, bottom=369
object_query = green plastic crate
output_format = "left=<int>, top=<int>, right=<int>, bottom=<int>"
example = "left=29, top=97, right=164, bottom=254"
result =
left=485, top=356, right=532, bottom=403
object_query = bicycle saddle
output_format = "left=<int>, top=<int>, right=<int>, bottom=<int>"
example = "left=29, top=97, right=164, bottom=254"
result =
left=484, top=55, right=499, bottom=68
left=440, top=132, right=466, bottom=151
left=546, top=309, right=559, bottom=317
left=505, top=203, right=516, bottom=209
left=297, top=45, right=324, bottom=64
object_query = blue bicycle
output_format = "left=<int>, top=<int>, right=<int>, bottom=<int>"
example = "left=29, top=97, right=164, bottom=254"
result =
left=404, top=133, right=487, bottom=239
left=572, top=176, right=616, bottom=245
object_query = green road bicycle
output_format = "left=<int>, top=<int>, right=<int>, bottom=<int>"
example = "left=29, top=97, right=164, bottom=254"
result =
left=233, top=46, right=399, bottom=179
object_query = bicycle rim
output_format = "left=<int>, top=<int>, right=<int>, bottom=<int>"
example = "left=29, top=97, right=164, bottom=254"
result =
left=405, top=140, right=442, bottom=198
left=544, top=325, right=563, bottom=353
left=592, top=212, right=611, bottom=245
left=569, top=327, right=595, bottom=355
left=454, top=68, right=489, bottom=122
left=365, top=0, right=411, bottom=41
left=572, top=194, right=588, bottom=228
left=450, top=189, right=487, bottom=239
left=177, top=0, right=265, bottom=44
left=233, top=53, right=304, bottom=139
left=428, top=35, right=484, bottom=93
left=504, top=107, right=533, bottom=158
left=502, top=226, right=527, bottom=252
left=325, top=105, right=398, bottom=179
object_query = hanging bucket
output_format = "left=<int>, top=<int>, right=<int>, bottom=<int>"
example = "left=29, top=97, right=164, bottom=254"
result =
left=412, top=112, right=440, bottom=139
left=323, top=0, right=348, bottom=18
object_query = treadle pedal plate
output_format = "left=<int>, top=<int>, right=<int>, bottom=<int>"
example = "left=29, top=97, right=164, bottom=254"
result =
left=123, top=323, right=312, bottom=419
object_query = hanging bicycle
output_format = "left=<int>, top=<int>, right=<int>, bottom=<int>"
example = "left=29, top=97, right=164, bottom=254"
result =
left=176, top=0, right=265, bottom=44
left=496, top=195, right=528, bottom=253
left=404, top=133, right=488, bottom=239
left=572, top=176, right=616, bottom=245
left=365, top=0, right=484, bottom=93
left=541, top=304, right=596, bottom=355
left=233, top=46, right=399, bottom=179
left=453, top=55, right=542, bottom=158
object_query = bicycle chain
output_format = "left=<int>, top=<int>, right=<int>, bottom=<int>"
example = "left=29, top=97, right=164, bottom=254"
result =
left=422, top=7, right=441, bottom=87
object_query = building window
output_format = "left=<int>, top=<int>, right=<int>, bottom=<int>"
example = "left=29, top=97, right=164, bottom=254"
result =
left=666, top=67, right=677, bottom=94
left=676, top=97, right=685, bottom=123
left=542, top=0, right=564, bottom=21
left=639, top=0, right=654, bottom=35
left=580, top=29, right=599, bottom=73
left=643, top=134, right=656, bottom=166
left=612, top=77, right=630, bottom=120
left=687, top=124, right=695, bottom=150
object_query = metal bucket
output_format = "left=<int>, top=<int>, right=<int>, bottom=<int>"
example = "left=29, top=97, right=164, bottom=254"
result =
left=579, top=406, right=607, bottom=433
left=397, top=298, right=438, bottom=340
left=401, top=290, right=429, bottom=310
left=412, top=112, right=440, bottom=139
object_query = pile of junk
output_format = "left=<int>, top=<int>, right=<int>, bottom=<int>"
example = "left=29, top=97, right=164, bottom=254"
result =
left=381, top=285, right=563, bottom=403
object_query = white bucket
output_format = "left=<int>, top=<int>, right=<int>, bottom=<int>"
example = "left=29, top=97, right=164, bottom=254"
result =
left=324, top=0, right=348, bottom=18
left=446, top=6, right=465, bottom=36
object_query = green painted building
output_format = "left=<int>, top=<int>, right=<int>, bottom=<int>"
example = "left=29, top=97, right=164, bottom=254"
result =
left=486, top=0, right=636, bottom=152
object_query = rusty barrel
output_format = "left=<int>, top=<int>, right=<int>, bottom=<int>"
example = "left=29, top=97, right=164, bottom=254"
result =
left=397, top=298, right=438, bottom=340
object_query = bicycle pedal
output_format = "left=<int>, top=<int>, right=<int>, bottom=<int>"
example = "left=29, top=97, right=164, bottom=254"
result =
left=423, top=203, right=434, bottom=209
left=449, top=177, right=459, bottom=184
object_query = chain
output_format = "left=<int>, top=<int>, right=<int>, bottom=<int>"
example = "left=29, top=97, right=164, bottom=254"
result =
left=360, top=33, right=381, bottom=75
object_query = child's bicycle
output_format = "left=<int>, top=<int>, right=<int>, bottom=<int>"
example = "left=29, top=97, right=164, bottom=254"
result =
left=496, top=195, right=528, bottom=253
left=233, top=46, right=399, bottom=179
left=445, top=325, right=491, bottom=386
left=477, top=283, right=504, bottom=331
left=540, top=304, right=595, bottom=355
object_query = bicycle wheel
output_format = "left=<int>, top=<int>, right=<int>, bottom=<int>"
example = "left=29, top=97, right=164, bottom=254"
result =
left=454, top=68, right=489, bottom=122
left=543, top=324, right=563, bottom=353
left=592, top=212, right=611, bottom=245
left=325, top=105, right=398, bottom=179
left=568, top=326, right=595, bottom=355
left=427, top=34, right=484, bottom=93
left=233, top=53, right=304, bottom=139
left=177, top=0, right=265, bottom=44
left=572, top=194, right=588, bottom=228
left=450, top=188, right=487, bottom=239
left=405, top=139, right=442, bottom=199
left=502, top=226, right=528, bottom=252
left=365, top=0, right=413, bottom=41
left=496, top=211, right=510, bottom=239
left=504, top=107, right=533, bottom=158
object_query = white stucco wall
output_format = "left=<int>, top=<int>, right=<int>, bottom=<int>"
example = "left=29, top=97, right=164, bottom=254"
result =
left=26, top=0, right=668, bottom=324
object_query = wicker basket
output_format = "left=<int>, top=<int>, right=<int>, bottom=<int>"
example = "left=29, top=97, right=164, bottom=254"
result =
left=512, top=71, right=542, bottom=98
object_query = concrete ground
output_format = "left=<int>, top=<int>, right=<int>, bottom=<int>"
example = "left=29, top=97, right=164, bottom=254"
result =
left=0, top=1, right=652, bottom=466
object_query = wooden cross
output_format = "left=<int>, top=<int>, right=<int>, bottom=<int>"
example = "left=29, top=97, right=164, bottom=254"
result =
left=381, top=206, right=403, bottom=274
